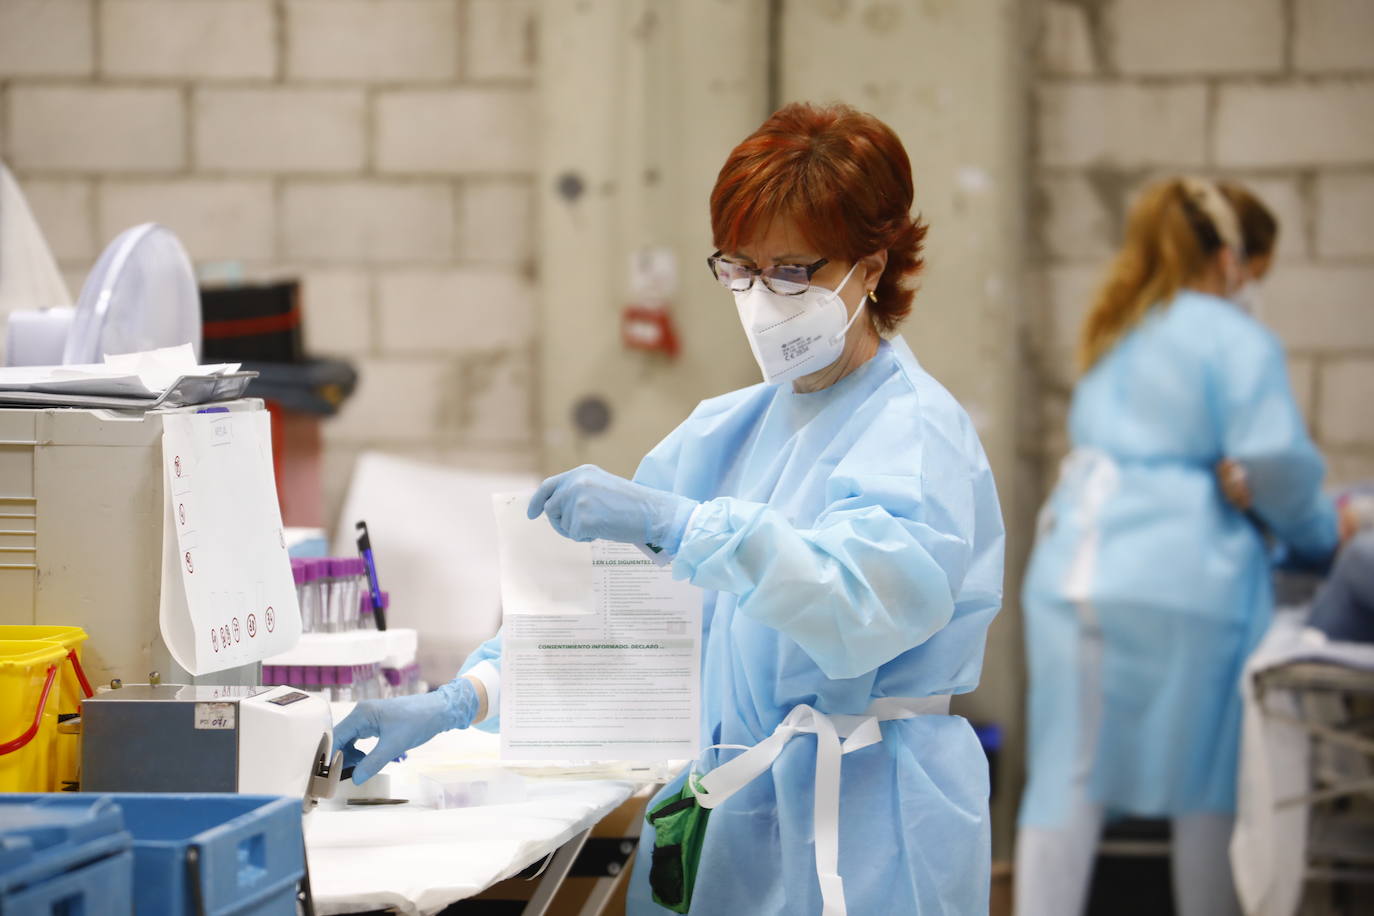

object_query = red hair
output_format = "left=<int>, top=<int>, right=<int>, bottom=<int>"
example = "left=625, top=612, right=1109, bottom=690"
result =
left=709, top=102, right=928, bottom=333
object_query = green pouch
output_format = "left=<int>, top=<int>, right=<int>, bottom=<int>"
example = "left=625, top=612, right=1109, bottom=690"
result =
left=645, top=777, right=711, bottom=913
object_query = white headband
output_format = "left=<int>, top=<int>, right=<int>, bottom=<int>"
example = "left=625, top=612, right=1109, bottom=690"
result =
left=1180, top=176, right=1244, bottom=258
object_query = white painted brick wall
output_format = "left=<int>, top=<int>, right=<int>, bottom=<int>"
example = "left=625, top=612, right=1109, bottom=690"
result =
left=281, top=181, right=455, bottom=263
left=101, top=0, right=276, bottom=80
left=1215, top=82, right=1374, bottom=167
left=98, top=179, right=276, bottom=261
left=458, top=180, right=535, bottom=266
left=0, top=0, right=93, bottom=77
left=456, top=350, right=533, bottom=445
left=1039, top=1, right=1095, bottom=76
left=1288, top=356, right=1317, bottom=422
left=195, top=89, right=367, bottom=173
left=1038, top=84, right=1208, bottom=168
left=1110, top=0, right=1283, bottom=75
left=1039, top=175, right=1115, bottom=261
left=295, top=268, right=374, bottom=356
left=1045, top=264, right=1100, bottom=355
left=375, top=268, right=534, bottom=353
left=324, top=357, right=458, bottom=443
left=375, top=89, right=536, bottom=174
left=465, top=0, right=537, bottom=82
left=1317, top=358, right=1374, bottom=445
left=20, top=178, right=96, bottom=262
left=1041, top=264, right=1101, bottom=387
left=285, top=0, right=459, bottom=82
left=1264, top=266, right=1374, bottom=352
left=1314, top=172, right=1374, bottom=259
left=0, top=0, right=545, bottom=527
left=1295, top=0, right=1374, bottom=73
left=1326, top=450, right=1374, bottom=486
left=7, top=86, right=184, bottom=173
left=1040, top=393, right=1070, bottom=466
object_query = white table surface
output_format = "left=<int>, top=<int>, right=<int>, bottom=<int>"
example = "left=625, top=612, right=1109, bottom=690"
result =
left=305, top=711, right=645, bottom=915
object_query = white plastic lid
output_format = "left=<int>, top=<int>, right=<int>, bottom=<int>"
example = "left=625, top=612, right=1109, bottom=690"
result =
left=382, top=628, right=419, bottom=669
left=263, top=630, right=390, bottom=667
left=63, top=223, right=201, bottom=365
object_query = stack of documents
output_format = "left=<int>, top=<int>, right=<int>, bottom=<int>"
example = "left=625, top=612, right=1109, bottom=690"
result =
left=0, top=344, right=253, bottom=409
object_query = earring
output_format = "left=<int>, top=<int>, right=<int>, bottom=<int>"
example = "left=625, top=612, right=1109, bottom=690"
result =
left=867, top=290, right=878, bottom=303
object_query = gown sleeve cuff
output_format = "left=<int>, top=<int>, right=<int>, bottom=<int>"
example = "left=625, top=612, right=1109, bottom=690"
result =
left=464, top=659, right=501, bottom=723
left=1283, top=493, right=1341, bottom=565
left=671, top=497, right=766, bottom=581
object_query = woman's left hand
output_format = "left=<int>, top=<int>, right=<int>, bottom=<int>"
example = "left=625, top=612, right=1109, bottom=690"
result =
left=1217, top=458, right=1253, bottom=511
left=528, top=464, right=698, bottom=553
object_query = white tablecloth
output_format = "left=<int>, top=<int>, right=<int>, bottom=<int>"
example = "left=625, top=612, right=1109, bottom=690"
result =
left=306, top=719, right=640, bottom=915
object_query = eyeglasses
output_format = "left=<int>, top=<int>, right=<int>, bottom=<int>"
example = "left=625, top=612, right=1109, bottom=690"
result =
left=707, top=251, right=829, bottom=296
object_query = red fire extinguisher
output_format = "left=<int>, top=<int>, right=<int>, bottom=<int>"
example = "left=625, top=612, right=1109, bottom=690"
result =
left=621, top=247, right=680, bottom=358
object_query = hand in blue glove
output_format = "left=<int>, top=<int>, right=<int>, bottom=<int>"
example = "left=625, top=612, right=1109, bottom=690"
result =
left=528, top=464, right=697, bottom=554
left=332, top=676, right=480, bottom=784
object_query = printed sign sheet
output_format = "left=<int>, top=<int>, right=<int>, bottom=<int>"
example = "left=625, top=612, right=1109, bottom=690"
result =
left=159, top=408, right=301, bottom=675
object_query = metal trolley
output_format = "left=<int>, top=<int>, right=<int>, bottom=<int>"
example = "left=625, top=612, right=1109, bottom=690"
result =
left=1253, top=659, right=1374, bottom=912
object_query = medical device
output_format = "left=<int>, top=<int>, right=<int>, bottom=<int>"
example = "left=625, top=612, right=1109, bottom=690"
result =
left=80, top=684, right=341, bottom=804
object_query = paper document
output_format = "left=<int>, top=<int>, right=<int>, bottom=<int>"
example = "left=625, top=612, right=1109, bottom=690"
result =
left=0, top=344, right=240, bottom=397
left=159, top=408, right=302, bottom=674
left=497, top=537, right=702, bottom=762
left=492, top=491, right=594, bottom=615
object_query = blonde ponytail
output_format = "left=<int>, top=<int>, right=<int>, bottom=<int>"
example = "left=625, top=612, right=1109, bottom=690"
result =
left=1077, top=178, right=1240, bottom=371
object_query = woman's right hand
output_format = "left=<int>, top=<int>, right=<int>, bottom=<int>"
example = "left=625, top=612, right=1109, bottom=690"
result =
left=332, top=676, right=481, bottom=784
left=1217, top=459, right=1253, bottom=511
left=1339, top=503, right=1361, bottom=545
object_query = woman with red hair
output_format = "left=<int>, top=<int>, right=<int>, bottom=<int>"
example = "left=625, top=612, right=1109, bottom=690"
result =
left=338, top=103, right=1005, bottom=914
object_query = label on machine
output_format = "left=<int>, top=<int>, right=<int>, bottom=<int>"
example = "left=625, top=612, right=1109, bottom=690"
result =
left=194, top=702, right=236, bottom=730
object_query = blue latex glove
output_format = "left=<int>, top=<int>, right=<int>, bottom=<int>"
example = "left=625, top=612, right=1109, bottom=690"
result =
left=331, top=677, right=479, bottom=784
left=528, top=464, right=697, bottom=554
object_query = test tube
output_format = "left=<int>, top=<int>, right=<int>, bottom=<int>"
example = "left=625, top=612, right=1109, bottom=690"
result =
left=290, top=560, right=308, bottom=632
left=320, top=560, right=337, bottom=632
left=341, top=558, right=364, bottom=630
left=303, top=560, right=326, bottom=632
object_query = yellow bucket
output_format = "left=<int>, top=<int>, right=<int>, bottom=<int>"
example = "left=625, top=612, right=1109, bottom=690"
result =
left=0, top=639, right=66, bottom=792
left=0, top=625, right=92, bottom=789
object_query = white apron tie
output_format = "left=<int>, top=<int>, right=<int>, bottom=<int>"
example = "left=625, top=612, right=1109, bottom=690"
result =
left=1057, top=447, right=1120, bottom=604
left=691, top=695, right=952, bottom=916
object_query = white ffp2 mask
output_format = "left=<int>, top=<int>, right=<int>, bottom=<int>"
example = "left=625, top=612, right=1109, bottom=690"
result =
left=1231, top=282, right=1265, bottom=319
left=733, top=262, right=864, bottom=386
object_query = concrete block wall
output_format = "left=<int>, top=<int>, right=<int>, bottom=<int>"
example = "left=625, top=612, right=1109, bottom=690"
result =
left=0, top=0, right=541, bottom=525
left=1031, top=0, right=1374, bottom=492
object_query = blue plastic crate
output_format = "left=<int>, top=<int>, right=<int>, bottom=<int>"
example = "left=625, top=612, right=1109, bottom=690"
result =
left=114, top=795, right=304, bottom=916
left=5, top=795, right=304, bottom=916
left=0, top=794, right=134, bottom=915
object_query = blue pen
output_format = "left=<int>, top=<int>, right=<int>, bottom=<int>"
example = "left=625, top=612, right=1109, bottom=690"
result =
left=356, top=520, right=387, bottom=631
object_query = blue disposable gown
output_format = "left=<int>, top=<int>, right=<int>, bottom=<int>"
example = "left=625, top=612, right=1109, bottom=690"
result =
left=462, top=337, right=1005, bottom=914
left=1019, top=291, right=1339, bottom=826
